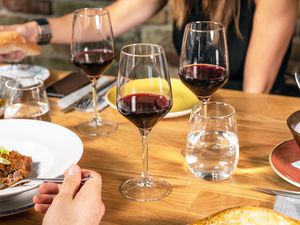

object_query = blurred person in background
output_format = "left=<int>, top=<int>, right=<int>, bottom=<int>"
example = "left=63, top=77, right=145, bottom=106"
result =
left=0, top=0, right=297, bottom=96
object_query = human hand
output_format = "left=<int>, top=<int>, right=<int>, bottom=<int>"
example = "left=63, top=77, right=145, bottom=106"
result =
left=33, top=164, right=105, bottom=225
left=0, top=22, right=37, bottom=62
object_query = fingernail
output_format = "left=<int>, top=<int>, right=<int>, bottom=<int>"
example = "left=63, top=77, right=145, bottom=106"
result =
left=68, top=164, right=80, bottom=175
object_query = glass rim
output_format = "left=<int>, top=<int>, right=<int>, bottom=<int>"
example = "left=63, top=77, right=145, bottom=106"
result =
left=73, top=8, right=109, bottom=17
left=120, top=43, right=165, bottom=57
left=5, top=77, right=44, bottom=91
left=185, top=21, right=225, bottom=32
left=191, top=101, right=235, bottom=120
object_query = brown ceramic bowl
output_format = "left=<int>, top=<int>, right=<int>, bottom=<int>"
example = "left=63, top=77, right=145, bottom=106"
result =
left=287, top=110, right=300, bottom=148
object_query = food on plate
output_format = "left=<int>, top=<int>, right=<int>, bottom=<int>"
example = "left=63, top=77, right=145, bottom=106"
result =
left=0, top=146, right=32, bottom=189
left=189, top=206, right=300, bottom=225
left=0, top=98, right=3, bottom=107
left=0, top=31, right=41, bottom=56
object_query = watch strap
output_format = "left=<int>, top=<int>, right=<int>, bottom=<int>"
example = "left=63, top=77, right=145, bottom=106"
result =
left=35, top=18, right=52, bottom=45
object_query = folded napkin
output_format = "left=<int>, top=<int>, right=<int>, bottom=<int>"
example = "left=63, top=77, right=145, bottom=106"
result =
left=57, top=76, right=111, bottom=110
left=274, top=194, right=300, bottom=220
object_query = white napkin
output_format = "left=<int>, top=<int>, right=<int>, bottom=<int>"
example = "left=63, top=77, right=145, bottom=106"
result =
left=274, top=195, right=300, bottom=220
left=57, top=76, right=111, bottom=110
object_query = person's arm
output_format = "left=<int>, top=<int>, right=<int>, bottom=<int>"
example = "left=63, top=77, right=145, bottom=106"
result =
left=6, top=0, right=167, bottom=44
left=0, top=0, right=167, bottom=61
left=34, top=165, right=105, bottom=225
left=243, top=0, right=297, bottom=93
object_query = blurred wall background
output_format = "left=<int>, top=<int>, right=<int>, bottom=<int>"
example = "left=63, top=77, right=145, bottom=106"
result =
left=0, top=0, right=299, bottom=95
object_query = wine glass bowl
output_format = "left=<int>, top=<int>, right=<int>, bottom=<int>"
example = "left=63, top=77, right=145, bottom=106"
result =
left=71, top=8, right=117, bottom=136
left=117, top=43, right=173, bottom=201
left=179, top=21, right=229, bottom=103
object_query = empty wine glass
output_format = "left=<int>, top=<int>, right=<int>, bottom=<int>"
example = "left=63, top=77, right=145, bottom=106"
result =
left=71, top=8, right=117, bottom=136
left=117, top=43, right=173, bottom=201
left=179, top=21, right=229, bottom=104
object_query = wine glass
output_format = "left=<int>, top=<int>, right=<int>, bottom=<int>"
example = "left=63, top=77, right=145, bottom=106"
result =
left=179, top=21, right=229, bottom=104
left=71, top=8, right=117, bottom=136
left=117, top=43, right=173, bottom=201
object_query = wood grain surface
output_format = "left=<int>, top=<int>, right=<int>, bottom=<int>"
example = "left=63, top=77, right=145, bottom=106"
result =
left=1, top=70, right=300, bottom=225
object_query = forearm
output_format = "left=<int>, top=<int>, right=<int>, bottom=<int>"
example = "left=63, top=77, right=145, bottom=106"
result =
left=24, top=0, right=167, bottom=45
left=108, top=0, right=167, bottom=37
left=243, top=0, right=297, bottom=94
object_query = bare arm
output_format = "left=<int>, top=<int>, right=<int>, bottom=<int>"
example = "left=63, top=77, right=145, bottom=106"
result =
left=26, top=0, right=167, bottom=44
left=243, top=0, right=297, bottom=93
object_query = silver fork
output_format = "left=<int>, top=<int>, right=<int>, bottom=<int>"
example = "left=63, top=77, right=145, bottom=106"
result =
left=7, top=176, right=91, bottom=189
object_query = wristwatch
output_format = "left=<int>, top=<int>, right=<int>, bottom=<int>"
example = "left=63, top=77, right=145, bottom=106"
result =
left=35, top=18, right=52, bottom=45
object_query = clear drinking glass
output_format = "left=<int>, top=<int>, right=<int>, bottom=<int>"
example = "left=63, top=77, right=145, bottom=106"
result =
left=179, top=21, right=229, bottom=104
left=71, top=8, right=117, bottom=136
left=185, top=102, right=239, bottom=181
left=4, top=76, right=51, bottom=121
left=117, top=43, right=173, bottom=201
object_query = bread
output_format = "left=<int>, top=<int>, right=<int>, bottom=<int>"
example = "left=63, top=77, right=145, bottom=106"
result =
left=0, top=31, right=41, bottom=56
left=189, top=206, right=300, bottom=225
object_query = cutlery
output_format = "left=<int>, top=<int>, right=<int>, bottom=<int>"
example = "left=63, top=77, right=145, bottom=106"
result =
left=295, top=73, right=300, bottom=90
left=75, top=80, right=116, bottom=112
left=253, top=187, right=300, bottom=199
left=7, top=176, right=91, bottom=189
left=61, top=78, right=116, bottom=113
left=58, top=76, right=112, bottom=111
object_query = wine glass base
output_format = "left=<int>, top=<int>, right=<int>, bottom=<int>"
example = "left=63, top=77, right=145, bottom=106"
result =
left=76, top=119, right=117, bottom=137
left=120, top=176, right=171, bottom=202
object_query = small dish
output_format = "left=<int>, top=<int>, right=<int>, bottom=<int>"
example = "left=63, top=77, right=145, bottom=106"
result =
left=105, top=78, right=199, bottom=118
left=269, top=139, right=300, bottom=188
left=0, top=64, right=50, bottom=81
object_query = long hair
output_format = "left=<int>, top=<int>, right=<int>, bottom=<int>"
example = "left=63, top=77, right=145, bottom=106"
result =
left=170, top=0, right=243, bottom=37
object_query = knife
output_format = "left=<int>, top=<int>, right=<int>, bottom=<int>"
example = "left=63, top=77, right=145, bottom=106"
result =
left=253, top=187, right=300, bottom=199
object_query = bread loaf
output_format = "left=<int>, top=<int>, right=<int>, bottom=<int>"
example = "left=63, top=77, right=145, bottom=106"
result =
left=0, top=31, right=41, bottom=56
left=189, top=206, right=300, bottom=225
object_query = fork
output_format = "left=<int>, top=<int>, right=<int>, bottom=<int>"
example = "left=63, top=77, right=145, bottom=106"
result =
left=8, top=176, right=91, bottom=188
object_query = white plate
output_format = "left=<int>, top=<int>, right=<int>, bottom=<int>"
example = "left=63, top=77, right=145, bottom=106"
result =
left=0, top=64, right=50, bottom=81
left=0, top=188, right=37, bottom=217
left=0, top=119, right=83, bottom=199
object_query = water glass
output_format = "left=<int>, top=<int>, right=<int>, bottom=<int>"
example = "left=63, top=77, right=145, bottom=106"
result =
left=4, top=76, right=51, bottom=121
left=185, top=102, right=239, bottom=181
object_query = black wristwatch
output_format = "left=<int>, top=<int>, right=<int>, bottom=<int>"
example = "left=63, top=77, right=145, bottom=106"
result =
left=35, top=18, right=52, bottom=45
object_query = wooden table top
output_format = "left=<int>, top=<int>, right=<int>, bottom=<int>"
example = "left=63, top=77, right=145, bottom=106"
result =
left=1, top=70, right=300, bottom=225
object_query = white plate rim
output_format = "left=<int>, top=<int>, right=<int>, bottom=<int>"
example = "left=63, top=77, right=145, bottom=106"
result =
left=0, top=64, right=50, bottom=81
left=0, top=119, right=83, bottom=198
left=269, top=138, right=300, bottom=188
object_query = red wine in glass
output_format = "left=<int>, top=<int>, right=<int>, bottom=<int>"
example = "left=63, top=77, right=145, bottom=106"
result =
left=73, top=49, right=114, bottom=79
left=179, top=63, right=228, bottom=99
left=117, top=93, right=171, bottom=130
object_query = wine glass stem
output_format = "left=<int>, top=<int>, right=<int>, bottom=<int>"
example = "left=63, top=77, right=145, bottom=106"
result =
left=91, top=78, right=102, bottom=124
left=201, top=97, right=210, bottom=117
left=140, top=129, right=151, bottom=185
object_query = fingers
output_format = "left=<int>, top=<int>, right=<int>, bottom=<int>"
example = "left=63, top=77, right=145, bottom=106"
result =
left=58, top=164, right=82, bottom=199
left=77, top=170, right=102, bottom=199
left=34, top=203, right=51, bottom=214
left=0, top=51, right=25, bottom=63
left=33, top=193, right=56, bottom=205
left=38, top=183, right=60, bottom=195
